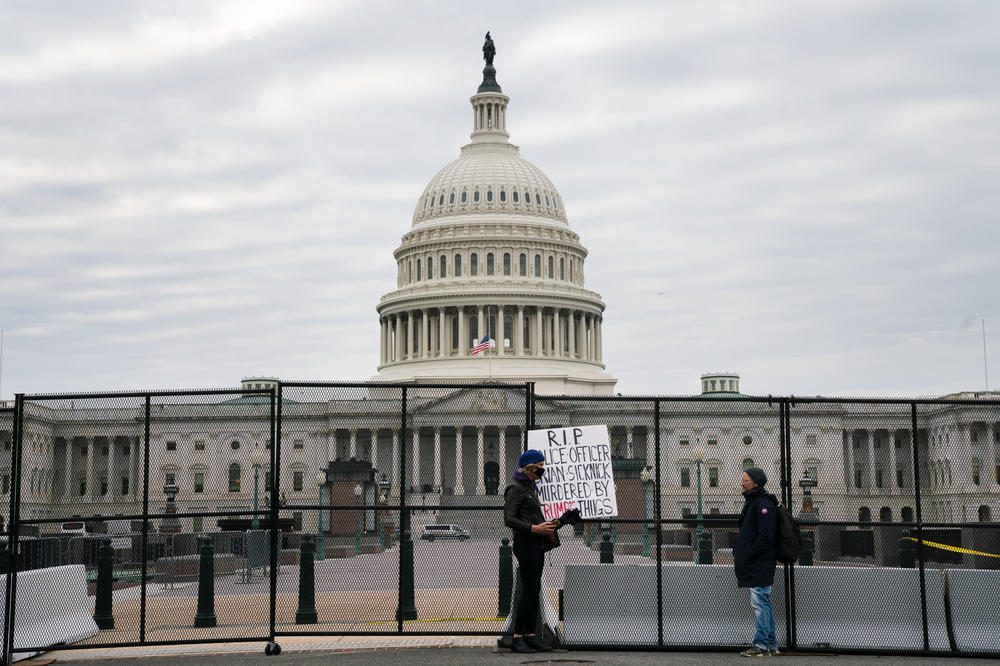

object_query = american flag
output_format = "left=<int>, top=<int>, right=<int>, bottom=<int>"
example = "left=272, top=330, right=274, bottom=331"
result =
left=471, top=334, right=494, bottom=355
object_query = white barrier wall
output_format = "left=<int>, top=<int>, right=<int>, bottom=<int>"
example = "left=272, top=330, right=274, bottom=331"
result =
left=1, top=564, right=99, bottom=662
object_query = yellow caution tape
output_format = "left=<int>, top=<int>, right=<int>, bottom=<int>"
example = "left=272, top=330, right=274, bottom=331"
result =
left=903, top=537, right=1000, bottom=559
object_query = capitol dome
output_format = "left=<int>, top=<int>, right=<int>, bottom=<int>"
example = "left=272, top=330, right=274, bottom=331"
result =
left=374, top=39, right=616, bottom=395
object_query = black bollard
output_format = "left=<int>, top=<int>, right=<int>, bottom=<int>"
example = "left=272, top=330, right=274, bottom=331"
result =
left=899, top=529, right=915, bottom=568
left=395, top=530, right=417, bottom=621
left=295, top=535, right=318, bottom=624
left=94, top=538, right=115, bottom=629
left=194, top=536, right=217, bottom=627
left=497, top=537, right=513, bottom=618
left=799, top=529, right=814, bottom=566
left=600, top=532, right=614, bottom=563
left=697, top=529, right=713, bottom=565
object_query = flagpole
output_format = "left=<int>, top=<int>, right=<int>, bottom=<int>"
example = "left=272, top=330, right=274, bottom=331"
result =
left=487, top=306, right=494, bottom=381
left=984, top=319, right=990, bottom=391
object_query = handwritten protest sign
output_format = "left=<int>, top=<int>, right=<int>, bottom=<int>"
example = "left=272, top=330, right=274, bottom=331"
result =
left=528, top=425, right=618, bottom=521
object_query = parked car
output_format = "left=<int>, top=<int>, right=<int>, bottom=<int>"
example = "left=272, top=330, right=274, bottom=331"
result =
left=60, top=521, right=88, bottom=535
left=419, top=524, right=469, bottom=541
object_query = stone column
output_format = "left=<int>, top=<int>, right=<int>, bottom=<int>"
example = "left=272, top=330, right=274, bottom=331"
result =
left=627, top=427, right=634, bottom=459
left=584, top=314, right=592, bottom=360
left=391, top=429, right=400, bottom=495
left=349, top=430, right=357, bottom=459
left=65, top=438, right=74, bottom=499
left=535, top=308, right=544, bottom=356
left=569, top=310, right=576, bottom=357
left=454, top=428, right=465, bottom=496
left=596, top=316, right=603, bottom=363
left=421, top=309, right=429, bottom=358
left=497, top=305, right=505, bottom=355
left=476, top=428, right=486, bottom=495
left=406, top=312, right=414, bottom=360
left=395, top=314, right=404, bottom=362
left=458, top=307, right=467, bottom=357
left=498, top=429, right=508, bottom=484
left=433, top=428, right=442, bottom=490
left=86, top=437, right=96, bottom=499
left=554, top=309, right=562, bottom=358
left=105, top=440, right=114, bottom=497
left=515, top=306, right=524, bottom=356
left=865, top=430, right=875, bottom=492
left=477, top=305, right=485, bottom=341
left=412, top=428, right=421, bottom=492
left=439, top=309, right=446, bottom=358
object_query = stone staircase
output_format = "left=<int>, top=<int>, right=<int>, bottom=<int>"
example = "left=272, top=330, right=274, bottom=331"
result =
left=434, top=494, right=505, bottom=538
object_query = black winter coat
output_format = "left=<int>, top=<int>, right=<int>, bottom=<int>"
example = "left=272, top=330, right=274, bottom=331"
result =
left=504, top=477, right=545, bottom=548
left=734, top=486, right=777, bottom=588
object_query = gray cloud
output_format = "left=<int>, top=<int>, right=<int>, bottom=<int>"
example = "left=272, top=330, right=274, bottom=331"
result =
left=1, top=0, right=998, bottom=399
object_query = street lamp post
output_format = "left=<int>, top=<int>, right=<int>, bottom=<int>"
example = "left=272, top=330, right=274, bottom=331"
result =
left=640, top=466, right=653, bottom=557
left=354, top=483, right=363, bottom=556
left=691, top=445, right=711, bottom=564
left=315, top=471, right=327, bottom=561
left=249, top=446, right=267, bottom=531
left=378, top=473, right=391, bottom=549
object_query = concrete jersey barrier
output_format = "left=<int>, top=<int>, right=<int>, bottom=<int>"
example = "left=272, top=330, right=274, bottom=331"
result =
left=563, top=563, right=949, bottom=652
left=1, top=564, right=99, bottom=662
left=945, top=569, right=1000, bottom=654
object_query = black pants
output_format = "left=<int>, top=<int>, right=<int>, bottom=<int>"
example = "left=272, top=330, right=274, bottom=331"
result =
left=512, top=540, right=545, bottom=635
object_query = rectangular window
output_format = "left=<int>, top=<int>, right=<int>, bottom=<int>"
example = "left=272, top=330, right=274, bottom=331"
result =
left=470, top=253, right=478, bottom=276
left=165, top=472, right=176, bottom=486
left=875, top=469, right=883, bottom=488
left=166, top=440, right=177, bottom=451
left=854, top=468, right=863, bottom=488
left=293, top=471, right=304, bottom=492
left=194, top=473, right=204, bottom=493
left=503, top=253, right=511, bottom=275
left=192, top=516, right=203, bottom=533
left=293, top=511, right=303, bottom=531
left=807, top=466, right=818, bottom=483
left=79, top=480, right=87, bottom=496
left=100, top=479, right=108, bottom=496
left=679, top=437, right=689, bottom=446
left=709, top=467, right=718, bottom=487
left=293, top=439, right=304, bottom=450
left=973, top=465, right=981, bottom=485
left=805, top=434, right=817, bottom=446
left=707, top=438, right=718, bottom=447
left=194, top=440, right=205, bottom=451
left=121, top=477, right=129, bottom=495
left=680, top=468, right=691, bottom=487
left=229, top=467, right=240, bottom=493
left=896, top=468, right=904, bottom=488
left=487, top=252, right=495, bottom=275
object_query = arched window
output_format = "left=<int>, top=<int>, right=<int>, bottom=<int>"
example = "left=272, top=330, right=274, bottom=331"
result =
left=742, top=458, right=754, bottom=470
left=461, top=191, right=467, bottom=203
left=449, top=192, right=455, bottom=204
left=470, top=253, right=478, bottom=276
left=513, top=191, right=519, bottom=203
left=879, top=507, right=892, bottom=522
left=901, top=506, right=914, bottom=523
left=979, top=505, right=992, bottom=522
left=438, top=194, right=444, bottom=206
left=228, top=463, right=241, bottom=493
left=427, top=257, right=433, bottom=279
left=469, top=316, right=478, bottom=343
left=486, top=252, right=494, bottom=276
left=474, top=190, right=480, bottom=203
left=858, top=507, right=872, bottom=523
left=416, top=259, right=421, bottom=281
left=545, top=195, right=550, bottom=206
left=547, top=256, right=554, bottom=278
left=536, top=193, right=542, bottom=205
left=534, top=255, right=541, bottom=277
left=440, top=255, right=447, bottom=277
left=454, top=254, right=462, bottom=277
left=451, top=316, right=459, bottom=351
left=524, top=191, right=531, bottom=205
left=487, top=190, right=493, bottom=202
left=500, top=189, right=506, bottom=202
left=560, top=257, right=565, bottom=280
left=503, top=252, right=511, bottom=276
left=519, top=253, right=527, bottom=276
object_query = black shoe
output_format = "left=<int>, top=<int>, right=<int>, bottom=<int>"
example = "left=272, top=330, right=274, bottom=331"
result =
left=510, top=637, right=536, bottom=653
left=526, top=636, right=553, bottom=652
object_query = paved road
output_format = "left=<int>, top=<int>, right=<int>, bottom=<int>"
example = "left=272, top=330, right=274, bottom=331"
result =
left=49, top=646, right=1000, bottom=665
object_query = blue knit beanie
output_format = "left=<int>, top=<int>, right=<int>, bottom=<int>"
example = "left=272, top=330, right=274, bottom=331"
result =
left=518, top=449, right=545, bottom=467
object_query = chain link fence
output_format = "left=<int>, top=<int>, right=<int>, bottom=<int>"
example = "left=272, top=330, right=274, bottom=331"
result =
left=2, top=386, right=998, bottom=659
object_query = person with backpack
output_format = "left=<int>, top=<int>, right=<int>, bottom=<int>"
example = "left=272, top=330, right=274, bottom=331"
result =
left=734, top=467, right=779, bottom=657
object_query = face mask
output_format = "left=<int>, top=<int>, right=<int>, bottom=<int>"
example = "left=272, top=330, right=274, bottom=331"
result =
left=534, top=468, right=545, bottom=478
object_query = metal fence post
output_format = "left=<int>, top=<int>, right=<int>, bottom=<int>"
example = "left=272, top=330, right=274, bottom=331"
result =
left=295, top=535, right=317, bottom=624
left=94, top=538, right=115, bottom=629
left=497, top=537, right=513, bottom=618
left=600, top=532, right=614, bottom=563
left=193, top=536, right=217, bottom=628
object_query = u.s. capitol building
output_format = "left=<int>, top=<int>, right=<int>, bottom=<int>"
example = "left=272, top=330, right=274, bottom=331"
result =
left=3, top=42, right=998, bottom=539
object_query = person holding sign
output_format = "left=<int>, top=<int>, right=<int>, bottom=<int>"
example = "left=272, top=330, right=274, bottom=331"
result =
left=503, top=449, right=558, bottom=654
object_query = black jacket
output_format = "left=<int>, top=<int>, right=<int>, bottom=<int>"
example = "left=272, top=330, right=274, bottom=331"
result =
left=734, top=486, right=777, bottom=588
left=504, top=477, right=545, bottom=548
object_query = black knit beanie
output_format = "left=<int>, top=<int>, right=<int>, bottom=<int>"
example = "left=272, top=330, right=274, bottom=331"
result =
left=744, top=466, right=767, bottom=487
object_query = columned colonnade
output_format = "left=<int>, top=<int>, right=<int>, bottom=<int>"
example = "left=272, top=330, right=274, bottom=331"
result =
left=379, top=305, right=603, bottom=364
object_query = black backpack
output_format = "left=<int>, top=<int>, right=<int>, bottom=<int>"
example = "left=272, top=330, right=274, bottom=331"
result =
left=774, top=501, right=803, bottom=564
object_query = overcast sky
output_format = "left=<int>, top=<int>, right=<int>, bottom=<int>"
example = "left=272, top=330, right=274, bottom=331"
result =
left=1, top=1, right=998, bottom=400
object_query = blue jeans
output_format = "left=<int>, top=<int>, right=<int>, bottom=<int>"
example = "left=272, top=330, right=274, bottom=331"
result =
left=750, top=586, right=778, bottom=651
